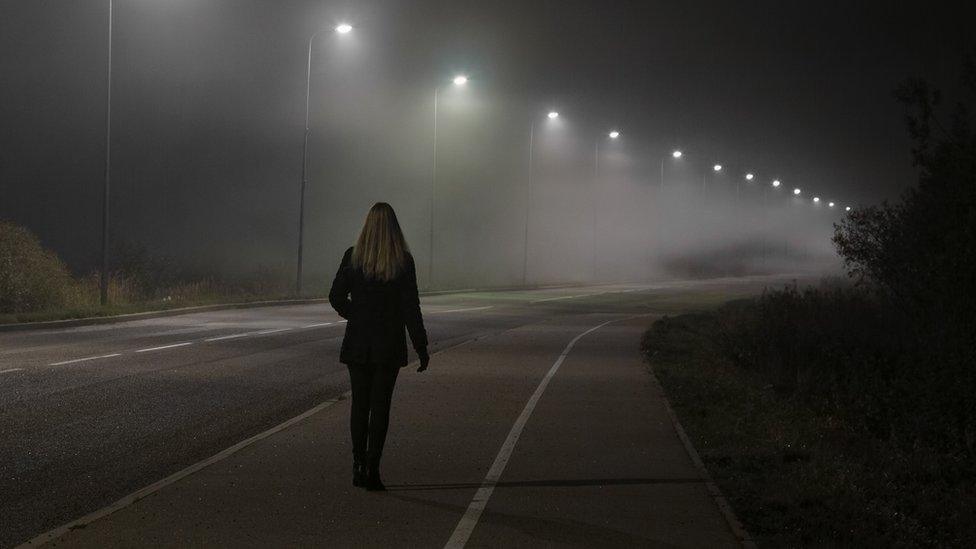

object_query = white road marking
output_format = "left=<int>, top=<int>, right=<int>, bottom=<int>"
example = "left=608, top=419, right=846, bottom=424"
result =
left=204, top=332, right=253, bottom=342
left=135, top=342, right=193, bottom=353
left=444, top=317, right=621, bottom=548
left=17, top=394, right=350, bottom=549
left=301, top=322, right=333, bottom=328
left=432, top=306, right=494, bottom=314
left=49, top=353, right=122, bottom=366
left=0, top=368, right=24, bottom=375
left=530, top=293, right=599, bottom=303
left=254, top=328, right=291, bottom=335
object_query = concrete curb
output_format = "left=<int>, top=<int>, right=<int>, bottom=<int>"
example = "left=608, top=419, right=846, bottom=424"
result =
left=654, top=374, right=757, bottom=548
left=0, top=298, right=330, bottom=333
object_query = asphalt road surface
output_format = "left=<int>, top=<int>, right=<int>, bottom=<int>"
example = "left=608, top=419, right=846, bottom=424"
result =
left=1, top=278, right=789, bottom=548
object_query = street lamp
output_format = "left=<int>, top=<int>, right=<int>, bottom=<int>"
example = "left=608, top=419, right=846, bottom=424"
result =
left=745, top=173, right=754, bottom=181
left=813, top=196, right=821, bottom=204
left=296, top=23, right=352, bottom=295
left=793, top=188, right=802, bottom=195
left=99, top=0, right=114, bottom=305
left=523, top=110, right=560, bottom=285
left=713, top=164, right=723, bottom=172
left=845, top=206, right=852, bottom=212
left=593, top=130, right=620, bottom=280
left=771, top=179, right=781, bottom=188
left=429, top=73, right=470, bottom=288
left=828, top=201, right=835, bottom=208
left=661, top=149, right=683, bottom=190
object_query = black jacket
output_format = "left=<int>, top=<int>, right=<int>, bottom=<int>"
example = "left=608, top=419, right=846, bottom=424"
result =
left=329, top=247, right=428, bottom=367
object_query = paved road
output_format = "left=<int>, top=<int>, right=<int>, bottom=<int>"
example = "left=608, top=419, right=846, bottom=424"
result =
left=1, top=277, right=786, bottom=548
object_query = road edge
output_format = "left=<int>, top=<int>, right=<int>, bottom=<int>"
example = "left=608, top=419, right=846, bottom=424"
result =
left=654, top=372, right=757, bottom=548
left=0, top=281, right=611, bottom=333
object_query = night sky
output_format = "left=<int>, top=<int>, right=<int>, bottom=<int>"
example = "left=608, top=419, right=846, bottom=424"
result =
left=1, top=1, right=973, bottom=285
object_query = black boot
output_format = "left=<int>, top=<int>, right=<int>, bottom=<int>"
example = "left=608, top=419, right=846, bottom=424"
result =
left=365, top=464, right=386, bottom=491
left=353, top=457, right=367, bottom=488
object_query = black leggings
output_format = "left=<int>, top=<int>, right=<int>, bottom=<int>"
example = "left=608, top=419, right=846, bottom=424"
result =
left=346, top=363, right=400, bottom=466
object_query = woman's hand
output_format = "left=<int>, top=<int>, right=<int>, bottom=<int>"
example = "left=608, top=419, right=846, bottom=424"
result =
left=417, top=353, right=430, bottom=372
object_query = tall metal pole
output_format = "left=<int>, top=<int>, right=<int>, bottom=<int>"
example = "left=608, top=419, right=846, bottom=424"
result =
left=100, top=0, right=113, bottom=306
left=428, top=87, right=439, bottom=289
left=592, top=139, right=600, bottom=281
left=521, top=122, right=535, bottom=286
left=659, top=157, right=665, bottom=191
left=296, top=34, right=315, bottom=296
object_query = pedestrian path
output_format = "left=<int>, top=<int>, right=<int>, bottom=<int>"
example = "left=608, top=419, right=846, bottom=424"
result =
left=39, top=314, right=743, bottom=548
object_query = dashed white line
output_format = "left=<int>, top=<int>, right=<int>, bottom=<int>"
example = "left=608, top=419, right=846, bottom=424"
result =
left=254, top=328, right=291, bottom=335
left=530, top=293, right=599, bottom=303
left=433, top=306, right=494, bottom=314
left=49, top=354, right=122, bottom=366
left=135, top=342, right=193, bottom=353
left=204, top=332, right=253, bottom=342
left=1, top=368, right=24, bottom=375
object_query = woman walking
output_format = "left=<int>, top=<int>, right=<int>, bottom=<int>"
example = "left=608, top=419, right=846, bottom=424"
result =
left=329, top=202, right=430, bottom=491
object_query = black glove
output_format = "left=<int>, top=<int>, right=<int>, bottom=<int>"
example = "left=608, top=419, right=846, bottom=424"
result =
left=417, top=351, right=430, bottom=372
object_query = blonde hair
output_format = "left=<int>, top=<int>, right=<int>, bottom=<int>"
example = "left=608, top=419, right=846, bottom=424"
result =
left=351, top=202, right=410, bottom=282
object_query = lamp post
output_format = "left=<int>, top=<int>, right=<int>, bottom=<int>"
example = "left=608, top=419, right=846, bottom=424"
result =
left=522, top=111, right=559, bottom=285
left=428, top=74, right=468, bottom=289
left=660, top=149, right=682, bottom=190
left=295, top=23, right=352, bottom=296
left=99, top=0, right=114, bottom=305
left=592, top=130, right=619, bottom=280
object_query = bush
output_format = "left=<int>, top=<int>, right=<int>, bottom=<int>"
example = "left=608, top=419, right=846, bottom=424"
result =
left=0, top=221, right=83, bottom=313
left=642, top=283, right=976, bottom=545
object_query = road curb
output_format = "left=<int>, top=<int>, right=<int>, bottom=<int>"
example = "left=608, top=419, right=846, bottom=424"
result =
left=0, top=298, right=330, bottom=333
left=655, top=374, right=757, bottom=548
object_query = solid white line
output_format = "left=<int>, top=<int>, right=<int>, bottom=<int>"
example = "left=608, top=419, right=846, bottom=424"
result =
left=16, top=394, right=350, bottom=549
left=49, top=353, right=122, bottom=366
left=0, top=368, right=24, bottom=374
left=134, top=342, right=193, bottom=353
left=443, top=317, right=620, bottom=549
left=204, top=332, right=253, bottom=342
left=432, top=306, right=494, bottom=314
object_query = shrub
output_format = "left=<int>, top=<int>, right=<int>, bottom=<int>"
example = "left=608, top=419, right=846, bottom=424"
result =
left=0, top=221, right=81, bottom=313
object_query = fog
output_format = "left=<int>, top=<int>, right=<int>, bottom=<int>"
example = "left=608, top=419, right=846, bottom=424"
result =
left=11, top=0, right=941, bottom=292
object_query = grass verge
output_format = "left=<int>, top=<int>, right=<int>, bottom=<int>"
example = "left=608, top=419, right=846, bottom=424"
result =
left=642, top=305, right=975, bottom=547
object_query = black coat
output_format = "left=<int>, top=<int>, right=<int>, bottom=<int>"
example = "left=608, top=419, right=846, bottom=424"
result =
left=328, top=247, right=428, bottom=367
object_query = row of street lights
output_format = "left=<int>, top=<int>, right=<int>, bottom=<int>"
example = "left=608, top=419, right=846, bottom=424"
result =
left=96, top=15, right=851, bottom=301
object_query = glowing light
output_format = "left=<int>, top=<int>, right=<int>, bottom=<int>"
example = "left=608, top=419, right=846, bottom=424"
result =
left=772, top=179, right=781, bottom=187
left=845, top=206, right=852, bottom=212
left=452, top=75, right=468, bottom=86
left=335, top=23, right=352, bottom=34
left=547, top=111, right=559, bottom=119
left=828, top=201, right=835, bottom=208
left=672, top=150, right=683, bottom=158
left=608, top=130, right=620, bottom=139
left=813, top=197, right=821, bottom=203
left=745, top=173, right=754, bottom=181
left=713, top=164, right=723, bottom=172
left=793, top=188, right=801, bottom=195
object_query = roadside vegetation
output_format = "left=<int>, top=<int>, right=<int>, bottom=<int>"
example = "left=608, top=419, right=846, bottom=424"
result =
left=0, top=221, right=305, bottom=324
left=643, top=62, right=976, bottom=546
